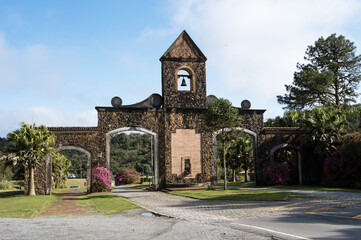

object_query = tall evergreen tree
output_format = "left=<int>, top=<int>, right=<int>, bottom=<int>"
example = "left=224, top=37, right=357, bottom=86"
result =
left=278, top=34, right=361, bottom=110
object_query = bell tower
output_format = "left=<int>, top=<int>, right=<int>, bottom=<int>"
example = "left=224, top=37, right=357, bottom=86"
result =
left=160, top=30, right=207, bottom=109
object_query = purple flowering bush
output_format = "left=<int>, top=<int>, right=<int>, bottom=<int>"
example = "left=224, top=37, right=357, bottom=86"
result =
left=262, top=162, right=290, bottom=185
left=115, top=168, right=141, bottom=185
left=91, top=167, right=112, bottom=192
left=323, top=132, right=361, bottom=188
left=323, top=150, right=343, bottom=186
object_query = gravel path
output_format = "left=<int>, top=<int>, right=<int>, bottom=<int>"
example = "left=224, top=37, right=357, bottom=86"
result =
left=40, top=189, right=97, bottom=217
left=0, top=209, right=271, bottom=240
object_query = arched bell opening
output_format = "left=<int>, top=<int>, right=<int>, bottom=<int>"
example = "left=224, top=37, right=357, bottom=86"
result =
left=175, top=67, right=195, bottom=92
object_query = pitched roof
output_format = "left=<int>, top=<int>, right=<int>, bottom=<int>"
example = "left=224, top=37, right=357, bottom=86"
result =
left=160, top=30, right=207, bottom=61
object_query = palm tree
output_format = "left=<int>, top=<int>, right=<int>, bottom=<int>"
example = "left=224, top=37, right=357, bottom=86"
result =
left=301, top=107, right=347, bottom=158
left=227, top=136, right=253, bottom=182
left=5, top=123, right=55, bottom=195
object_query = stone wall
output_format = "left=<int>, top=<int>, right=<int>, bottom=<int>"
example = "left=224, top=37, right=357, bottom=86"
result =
left=161, top=61, right=207, bottom=109
left=25, top=127, right=99, bottom=195
left=258, top=127, right=303, bottom=185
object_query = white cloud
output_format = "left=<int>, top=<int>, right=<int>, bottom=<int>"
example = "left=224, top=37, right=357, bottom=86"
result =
left=0, top=33, right=61, bottom=94
left=0, top=107, right=97, bottom=137
left=165, top=0, right=361, bottom=115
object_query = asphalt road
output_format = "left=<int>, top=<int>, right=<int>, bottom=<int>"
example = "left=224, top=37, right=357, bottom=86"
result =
left=232, top=213, right=361, bottom=239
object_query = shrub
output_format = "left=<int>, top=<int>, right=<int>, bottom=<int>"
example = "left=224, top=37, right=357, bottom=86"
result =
left=262, top=162, right=290, bottom=185
left=52, top=153, right=71, bottom=189
left=91, top=167, right=112, bottom=192
left=0, top=180, right=13, bottom=190
left=115, top=168, right=141, bottom=185
left=324, top=132, right=361, bottom=188
left=323, top=150, right=344, bottom=186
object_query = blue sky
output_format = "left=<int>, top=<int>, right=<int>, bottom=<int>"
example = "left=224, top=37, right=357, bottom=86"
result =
left=1, top=0, right=361, bottom=137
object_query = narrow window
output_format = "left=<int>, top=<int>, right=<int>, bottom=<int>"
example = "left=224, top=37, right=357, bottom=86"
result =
left=184, top=158, right=191, bottom=174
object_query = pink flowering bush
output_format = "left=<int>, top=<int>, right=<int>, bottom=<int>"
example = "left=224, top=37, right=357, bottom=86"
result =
left=323, top=150, right=343, bottom=186
left=262, top=162, right=290, bottom=185
left=91, top=167, right=112, bottom=192
left=115, top=168, right=141, bottom=185
left=323, top=132, right=361, bottom=188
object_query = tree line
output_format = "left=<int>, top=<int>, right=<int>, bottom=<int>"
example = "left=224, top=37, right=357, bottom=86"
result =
left=266, top=33, right=361, bottom=187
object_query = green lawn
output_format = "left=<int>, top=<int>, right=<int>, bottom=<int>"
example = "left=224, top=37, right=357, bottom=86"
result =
left=267, top=185, right=361, bottom=193
left=217, top=180, right=256, bottom=188
left=77, top=192, right=140, bottom=215
left=217, top=181, right=361, bottom=193
left=0, top=191, right=58, bottom=218
left=64, top=178, right=87, bottom=188
left=170, top=188, right=301, bottom=201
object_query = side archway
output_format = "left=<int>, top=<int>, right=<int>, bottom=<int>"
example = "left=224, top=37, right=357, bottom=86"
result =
left=212, top=127, right=259, bottom=185
left=46, top=146, right=92, bottom=194
left=270, top=143, right=302, bottom=185
left=106, top=127, right=159, bottom=190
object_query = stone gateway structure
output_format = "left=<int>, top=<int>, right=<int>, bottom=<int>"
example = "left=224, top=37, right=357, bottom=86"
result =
left=29, top=31, right=307, bottom=195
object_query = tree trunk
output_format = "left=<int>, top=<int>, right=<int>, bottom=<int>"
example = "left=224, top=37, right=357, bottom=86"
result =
left=28, top=166, right=36, bottom=196
left=232, top=169, right=236, bottom=182
left=244, top=169, right=248, bottom=182
left=223, top=133, right=227, bottom=190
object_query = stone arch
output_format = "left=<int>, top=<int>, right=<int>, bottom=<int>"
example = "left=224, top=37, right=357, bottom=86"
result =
left=106, top=126, right=159, bottom=190
left=212, top=127, right=259, bottom=185
left=175, top=66, right=196, bottom=92
left=46, top=145, right=92, bottom=194
left=270, top=143, right=302, bottom=185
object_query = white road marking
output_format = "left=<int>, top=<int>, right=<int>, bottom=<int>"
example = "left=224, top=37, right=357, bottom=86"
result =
left=232, top=222, right=311, bottom=240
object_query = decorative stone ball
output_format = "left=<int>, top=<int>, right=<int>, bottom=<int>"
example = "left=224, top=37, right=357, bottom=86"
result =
left=111, top=97, right=122, bottom=108
left=206, top=95, right=218, bottom=106
left=150, top=94, right=163, bottom=108
left=241, top=100, right=251, bottom=109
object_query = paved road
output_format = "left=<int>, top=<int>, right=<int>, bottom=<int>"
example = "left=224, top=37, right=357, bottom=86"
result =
left=113, top=186, right=361, bottom=239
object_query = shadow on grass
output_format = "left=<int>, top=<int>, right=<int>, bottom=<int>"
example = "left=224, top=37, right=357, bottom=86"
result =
left=77, top=193, right=119, bottom=201
left=172, top=189, right=297, bottom=201
left=0, top=190, right=23, bottom=198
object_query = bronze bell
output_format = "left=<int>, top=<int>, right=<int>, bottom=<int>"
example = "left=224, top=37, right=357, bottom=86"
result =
left=181, top=77, right=187, bottom=87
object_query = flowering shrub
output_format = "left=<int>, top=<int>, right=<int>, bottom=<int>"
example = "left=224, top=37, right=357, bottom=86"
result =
left=323, top=132, right=361, bottom=188
left=91, top=167, right=112, bottom=192
left=323, top=150, right=343, bottom=186
left=115, top=168, right=141, bottom=185
left=262, top=162, right=290, bottom=185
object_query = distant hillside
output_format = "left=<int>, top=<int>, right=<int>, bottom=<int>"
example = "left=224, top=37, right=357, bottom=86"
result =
left=58, top=132, right=153, bottom=177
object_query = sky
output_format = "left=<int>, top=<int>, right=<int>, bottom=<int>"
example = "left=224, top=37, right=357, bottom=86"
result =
left=1, top=0, right=361, bottom=137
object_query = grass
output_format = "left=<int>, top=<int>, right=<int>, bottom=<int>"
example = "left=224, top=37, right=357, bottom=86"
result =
left=131, top=182, right=153, bottom=190
left=267, top=185, right=361, bottom=193
left=64, top=178, right=87, bottom=188
left=77, top=192, right=140, bottom=215
left=217, top=180, right=256, bottom=188
left=170, top=188, right=301, bottom=201
left=217, top=181, right=361, bottom=193
left=11, top=180, right=24, bottom=189
left=0, top=191, right=58, bottom=218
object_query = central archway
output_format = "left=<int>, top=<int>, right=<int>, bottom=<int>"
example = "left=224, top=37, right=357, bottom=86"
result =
left=212, top=127, right=259, bottom=185
left=106, top=127, right=159, bottom=189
